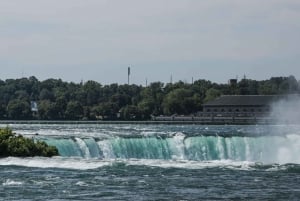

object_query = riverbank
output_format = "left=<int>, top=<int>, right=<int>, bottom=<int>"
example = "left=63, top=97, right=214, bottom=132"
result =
left=0, top=119, right=276, bottom=125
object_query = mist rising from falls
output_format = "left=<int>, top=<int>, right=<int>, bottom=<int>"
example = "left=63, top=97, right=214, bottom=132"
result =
left=270, top=95, right=300, bottom=124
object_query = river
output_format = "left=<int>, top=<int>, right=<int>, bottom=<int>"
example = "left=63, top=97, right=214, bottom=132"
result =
left=0, top=123, right=299, bottom=200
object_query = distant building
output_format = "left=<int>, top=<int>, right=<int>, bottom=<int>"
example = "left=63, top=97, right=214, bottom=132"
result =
left=31, top=101, right=38, bottom=112
left=153, top=95, right=299, bottom=124
left=228, top=79, right=238, bottom=86
left=202, top=95, right=281, bottom=114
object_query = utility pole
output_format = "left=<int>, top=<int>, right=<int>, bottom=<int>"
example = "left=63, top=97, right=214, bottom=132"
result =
left=128, top=66, right=130, bottom=85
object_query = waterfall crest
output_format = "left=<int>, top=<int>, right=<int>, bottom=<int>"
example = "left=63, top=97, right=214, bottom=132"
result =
left=42, top=134, right=300, bottom=164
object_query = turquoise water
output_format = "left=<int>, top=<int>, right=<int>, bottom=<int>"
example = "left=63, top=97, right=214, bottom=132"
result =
left=0, top=124, right=300, bottom=200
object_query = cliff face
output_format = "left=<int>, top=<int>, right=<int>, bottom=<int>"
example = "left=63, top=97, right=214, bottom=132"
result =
left=0, top=128, right=58, bottom=157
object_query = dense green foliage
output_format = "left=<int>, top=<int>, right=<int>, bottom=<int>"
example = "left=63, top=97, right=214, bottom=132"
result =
left=0, top=76, right=299, bottom=120
left=0, top=127, right=58, bottom=157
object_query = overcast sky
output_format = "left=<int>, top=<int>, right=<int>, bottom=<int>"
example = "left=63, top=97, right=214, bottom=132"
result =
left=1, top=0, right=300, bottom=85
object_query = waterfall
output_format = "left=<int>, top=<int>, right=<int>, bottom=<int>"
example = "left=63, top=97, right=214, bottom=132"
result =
left=84, top=138, right=101, bottom=158
left=97, top=140, right=115, bottom=159
left=44, top=138, right=82, bottom=157
left=42, top=134, right=300, bottom=164
left=75, top=138, right=91, bottom=158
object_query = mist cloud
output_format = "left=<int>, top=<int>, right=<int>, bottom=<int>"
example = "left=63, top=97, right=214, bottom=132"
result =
left=270, top=95, right=300, bottom=124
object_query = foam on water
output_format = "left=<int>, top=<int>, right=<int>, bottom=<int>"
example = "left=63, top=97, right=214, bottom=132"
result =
left=0, top=157, right=112, bottom=170
left=2, top=179, right=24, bottom=186
left=125, top=159, right=257, bottom=171
left=75, top=181, right=89, bottom=187
left=0, top=156, right=272, bottom=172
left=1, top=156, right=299, bottom=173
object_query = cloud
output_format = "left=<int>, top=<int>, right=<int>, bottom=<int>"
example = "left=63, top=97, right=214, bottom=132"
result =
left=0, top=0, right=300, bottom=83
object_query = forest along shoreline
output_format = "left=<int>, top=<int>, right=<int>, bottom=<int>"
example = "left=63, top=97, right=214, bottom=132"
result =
left=0, top=76, right=298, bottom=121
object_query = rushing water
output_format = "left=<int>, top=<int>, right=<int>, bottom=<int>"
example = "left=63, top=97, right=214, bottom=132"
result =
left=0, top=123, right=300, bottom=200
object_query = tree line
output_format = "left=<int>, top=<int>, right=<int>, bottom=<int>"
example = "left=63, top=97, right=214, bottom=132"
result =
left=0, top=76, right=299, bottom=120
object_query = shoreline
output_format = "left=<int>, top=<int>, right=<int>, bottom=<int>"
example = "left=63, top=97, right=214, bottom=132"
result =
left=0, top=120, right=281, bottom=125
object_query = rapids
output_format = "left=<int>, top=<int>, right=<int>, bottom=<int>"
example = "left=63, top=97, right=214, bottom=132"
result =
left=0, top=123, right=299, bottom=200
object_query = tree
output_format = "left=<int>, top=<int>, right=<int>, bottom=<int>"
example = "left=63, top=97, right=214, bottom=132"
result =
left=7, top=100, right=31, bottom=120
left=0, top=104, right=6, bottom=119
left=65, top=101, right=84, bottom=120
left=279, top=76, right=299, bottom=94
left=162, top=88, right=201, bottom=115
left=38, top=100, right=61, bottom=120
left=238, top=79, right=250, bottom=95
left=0, top=128, right=58, bottom=157
left=120, top=105, right=141, bottom=120
left=93, top=102, right=118, bottom=120
left=39, top=88, right=55, bottom=101
left=138, top=99, right=156, bottom=119
left=203, top=88, right=222, bottom=103
left=15, top=90, right=30, bottom=101
left=0, top=76, right=298, bottom=120
left=110, top=93, right=131, bottom=109
left=138, top=87, right=157, bottom=118
left=148, top=82, right=164, bottom=115
left=82, top=80, right=102, bottom=105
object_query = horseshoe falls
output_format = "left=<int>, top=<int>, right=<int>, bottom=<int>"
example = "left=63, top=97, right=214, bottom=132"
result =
left=0, top=123, right=299, bottom=200
left=42, top=134, right=299, bottom=164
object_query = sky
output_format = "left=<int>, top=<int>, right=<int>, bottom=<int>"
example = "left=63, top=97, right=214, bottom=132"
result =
left=1, top=0, right=300, bottom=85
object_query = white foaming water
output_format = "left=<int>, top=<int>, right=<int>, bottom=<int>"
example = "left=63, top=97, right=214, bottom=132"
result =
left=0, top=157, right=257, bottom=171
left=217, top=136, right=225, bottom=159
left=244, top=137, right=251, bottom=161
left=75, top=137, right=91, bottom=158
left=0, top=157, right=112, bottom=170
left=2, top=179, right=23, bottom=186
left=169, top=132, right=186, bottom=160
left=75, top=181, right=89, bottom=187
left=0, top=155, right=298, bottom=172
left=97, top=140, right=115, bottom=159
left=225, top=138, right=233, bottom=159
left=5, top=124, right=111, bottom=139
left=124, top=159, right=256, bottom=171
left=276, top=134, right=300, bottom=164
